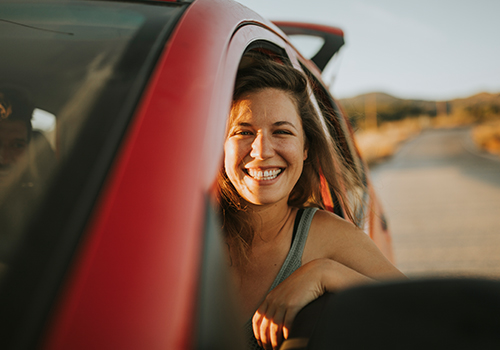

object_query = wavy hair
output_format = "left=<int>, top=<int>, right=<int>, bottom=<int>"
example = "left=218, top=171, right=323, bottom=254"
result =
left=217, top=56, right=362, bottom=265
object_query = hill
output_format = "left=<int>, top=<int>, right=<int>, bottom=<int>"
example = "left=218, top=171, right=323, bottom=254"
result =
left=339, top=92, right=500, bottom=129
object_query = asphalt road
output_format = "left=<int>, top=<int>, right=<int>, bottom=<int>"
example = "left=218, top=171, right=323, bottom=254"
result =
left=370, top=127, right=500, bottom=278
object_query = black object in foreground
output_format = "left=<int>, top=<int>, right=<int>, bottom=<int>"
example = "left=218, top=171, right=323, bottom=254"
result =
left=282, top=278, right=500, bottom=349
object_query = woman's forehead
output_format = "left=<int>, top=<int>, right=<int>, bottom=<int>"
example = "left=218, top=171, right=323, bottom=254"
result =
left=230, top=88, right=300, bottom=125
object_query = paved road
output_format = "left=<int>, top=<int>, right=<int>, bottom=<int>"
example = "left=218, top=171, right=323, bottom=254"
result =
left=370, top=127, right=500, bottom=278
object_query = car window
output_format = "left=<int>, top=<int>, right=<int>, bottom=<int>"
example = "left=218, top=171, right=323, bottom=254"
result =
left=0, top=0, right=185, bottom=286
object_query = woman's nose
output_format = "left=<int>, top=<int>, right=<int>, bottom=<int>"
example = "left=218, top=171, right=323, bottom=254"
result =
left=250, top=133, right=274, bottom=159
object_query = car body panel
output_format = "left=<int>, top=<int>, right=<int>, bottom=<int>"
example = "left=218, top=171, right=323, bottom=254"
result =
left=40, top=0, right=293, bottom=349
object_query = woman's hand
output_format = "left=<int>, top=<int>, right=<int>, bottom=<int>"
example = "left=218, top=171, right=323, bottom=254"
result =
left=252, top=260, right=324, bottom=349
left=252, top=258, right=373, bottom=350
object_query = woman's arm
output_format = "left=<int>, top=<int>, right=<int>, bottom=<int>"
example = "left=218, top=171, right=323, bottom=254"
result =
left=253, top=210, right=406, bottom=350
left=304, top=210, right=405, bottom=280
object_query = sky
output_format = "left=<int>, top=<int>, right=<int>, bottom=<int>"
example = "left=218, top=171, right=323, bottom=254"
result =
left=235, top=0, right=500, bottom=101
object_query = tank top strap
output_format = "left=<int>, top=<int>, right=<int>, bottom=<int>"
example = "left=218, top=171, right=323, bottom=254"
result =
left=268, top=207, right=318, bottom=291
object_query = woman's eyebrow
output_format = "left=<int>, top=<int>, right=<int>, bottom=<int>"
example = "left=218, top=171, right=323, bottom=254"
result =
left=235, top=122, right=252, bottom=127
left=273, top=121, right=298, bottom=130
left=232, top=121, right=298, bottom=129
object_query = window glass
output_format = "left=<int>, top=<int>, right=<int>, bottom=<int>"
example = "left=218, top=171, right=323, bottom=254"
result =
left=288, top=35, right=325, bottom=59
left=0, top=1, right=185, bottom=283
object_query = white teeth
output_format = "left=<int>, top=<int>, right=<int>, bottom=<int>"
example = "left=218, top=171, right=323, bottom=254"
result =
left=247, top=169, right=282, bottom=180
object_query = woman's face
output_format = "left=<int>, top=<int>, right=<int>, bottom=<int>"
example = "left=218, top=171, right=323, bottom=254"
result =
left=224, top=88, right=308, bottom=206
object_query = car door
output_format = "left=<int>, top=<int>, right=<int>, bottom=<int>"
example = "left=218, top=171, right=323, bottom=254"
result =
left=35, top=2, right=299, bottom=350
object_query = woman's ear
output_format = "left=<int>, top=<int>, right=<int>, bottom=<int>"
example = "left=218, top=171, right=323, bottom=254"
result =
left=303, top=146, right=308, bottom=161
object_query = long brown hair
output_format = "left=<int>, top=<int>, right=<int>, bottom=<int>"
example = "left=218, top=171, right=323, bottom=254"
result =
left=217, top=56, right=362, bottom=265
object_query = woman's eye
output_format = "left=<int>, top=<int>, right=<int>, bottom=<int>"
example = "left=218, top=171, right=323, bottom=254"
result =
left=274, top=130, right=293, bottom=135
left=235, top=130, right=252, bottom=136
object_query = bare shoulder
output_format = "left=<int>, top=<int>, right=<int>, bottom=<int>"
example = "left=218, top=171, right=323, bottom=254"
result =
left=310, top=209, right=361, bottom=236
left=303, top=209, right=404, bottom=279
left=307, top=209, right=367, bottom=250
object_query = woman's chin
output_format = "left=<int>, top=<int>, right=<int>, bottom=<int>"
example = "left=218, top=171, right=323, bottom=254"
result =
left=241, top=192, right=289, bottom=207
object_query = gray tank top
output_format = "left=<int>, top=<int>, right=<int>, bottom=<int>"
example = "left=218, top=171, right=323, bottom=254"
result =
left=245, top=207, right=318, bottom=350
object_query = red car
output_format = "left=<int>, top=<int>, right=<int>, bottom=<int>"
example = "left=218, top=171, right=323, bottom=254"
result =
left=0, top=0, right=395, bottom=349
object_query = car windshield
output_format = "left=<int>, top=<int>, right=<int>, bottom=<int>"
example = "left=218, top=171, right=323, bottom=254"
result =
left=0, top=1, right=185, bottom=284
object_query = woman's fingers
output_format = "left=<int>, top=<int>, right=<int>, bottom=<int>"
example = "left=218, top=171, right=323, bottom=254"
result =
left=282, top=324, right=289, bottom=341
left=253, top=303, right=287, bottom=349
left=259, top=315, right=272, bottom=349
left=269, top=310, right=285, bottom=349
left=253, top=307, right=274, bottom=348
left=253, top=307, right=274, bottom=349
left=282, top=307, right=298, bottom=341
left=252, top=309, right=265, bottom=347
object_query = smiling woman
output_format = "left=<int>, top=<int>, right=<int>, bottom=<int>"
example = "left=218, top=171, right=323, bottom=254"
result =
left=217, top=55, right=405, bottom=350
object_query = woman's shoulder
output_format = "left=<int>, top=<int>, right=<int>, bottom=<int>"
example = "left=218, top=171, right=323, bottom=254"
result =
left=309, top=208, right=362, bottom=237
left=303, top=208, right=373, bottom=262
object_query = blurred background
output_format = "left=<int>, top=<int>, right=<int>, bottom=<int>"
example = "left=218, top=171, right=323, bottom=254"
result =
left=236, top=0, right=500, bottom=278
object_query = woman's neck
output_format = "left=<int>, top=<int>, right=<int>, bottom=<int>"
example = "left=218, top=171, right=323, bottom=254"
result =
left=246, top=200, right=294, bottom=245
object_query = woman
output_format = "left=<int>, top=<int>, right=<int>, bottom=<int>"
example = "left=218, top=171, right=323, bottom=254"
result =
left=217, top=56, right=405, bottom=350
